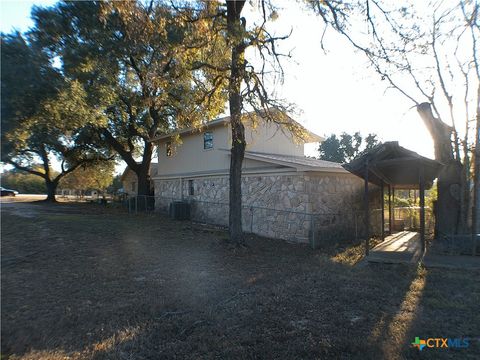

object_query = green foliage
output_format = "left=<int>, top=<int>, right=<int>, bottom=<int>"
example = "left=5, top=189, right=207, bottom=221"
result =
left=32, top=0, right=228, bottom=153
left=1, top=32, right=110, bottom=196
left=30, top=1, right=229, bottom=195
left=60, top=161, right=115, bottom=192
left=1, top=170, right=46, bottom=194
left=425, top=183, right=438, bottom=210
left=1, top=32, right=61, bottom=134
left=318, top=132, right=380, bottom=163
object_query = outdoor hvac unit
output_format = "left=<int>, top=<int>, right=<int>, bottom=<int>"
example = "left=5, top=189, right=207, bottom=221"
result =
left=169, top=201, right=190, bottom=220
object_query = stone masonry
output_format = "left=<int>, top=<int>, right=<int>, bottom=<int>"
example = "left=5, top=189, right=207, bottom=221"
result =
left=154, top=172, right=381, bottom=245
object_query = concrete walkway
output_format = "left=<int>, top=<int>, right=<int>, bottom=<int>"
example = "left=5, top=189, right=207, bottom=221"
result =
left=367, top=231, right=423, bottom=265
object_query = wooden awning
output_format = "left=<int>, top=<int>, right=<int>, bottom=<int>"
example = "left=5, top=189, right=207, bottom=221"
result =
left=343, top=141, right=443, bottom=189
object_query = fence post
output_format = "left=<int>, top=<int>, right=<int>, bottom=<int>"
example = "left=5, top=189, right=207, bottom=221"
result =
left=472, top=233, right=475, bottom=256
left=250, top=206, right=254, bottom=234
left=311, top=214, right=316, bottom=250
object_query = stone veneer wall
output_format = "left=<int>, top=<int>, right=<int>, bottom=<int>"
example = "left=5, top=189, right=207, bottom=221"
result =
left=154, top=172, right=382, bottom=245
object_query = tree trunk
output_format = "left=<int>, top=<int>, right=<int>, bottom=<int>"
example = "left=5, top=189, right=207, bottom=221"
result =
left=227, top=0, right=246, bottom=244
left=417, top=102, right=462, bottom=235
left=472, top=86, right=480, bottom=235
left=45, top=179, right=58, bottom=202
left=136, top=142, right=154, bottom=197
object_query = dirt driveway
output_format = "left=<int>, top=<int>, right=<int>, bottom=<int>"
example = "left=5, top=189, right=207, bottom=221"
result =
left=1, top=201, right=479, bottom=359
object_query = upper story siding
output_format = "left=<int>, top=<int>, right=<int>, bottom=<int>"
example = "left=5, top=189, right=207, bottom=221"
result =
left=155, top=117, right=319, bottom=178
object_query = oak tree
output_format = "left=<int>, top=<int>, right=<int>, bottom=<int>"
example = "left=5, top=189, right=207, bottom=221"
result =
left=1, top=32, right=109, bottom=201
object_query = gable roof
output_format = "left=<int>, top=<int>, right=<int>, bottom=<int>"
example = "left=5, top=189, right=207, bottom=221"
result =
left=343, top=141, right=442, bottom=189
left=151, top=109, right=323, bottom=143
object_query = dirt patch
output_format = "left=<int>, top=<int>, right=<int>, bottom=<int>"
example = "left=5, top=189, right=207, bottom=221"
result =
left=2, top=202, right=479, bottom=359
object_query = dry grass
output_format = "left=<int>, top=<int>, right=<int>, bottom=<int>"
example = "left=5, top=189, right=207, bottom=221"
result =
left=1, top=201, right=479, bottom=359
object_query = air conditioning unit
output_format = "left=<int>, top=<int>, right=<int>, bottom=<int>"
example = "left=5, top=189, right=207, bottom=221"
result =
left=169, top=201, right=190, bottom=220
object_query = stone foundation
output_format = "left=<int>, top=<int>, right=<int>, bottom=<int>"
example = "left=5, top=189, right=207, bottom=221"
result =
left=154, top=172, right=381, bottom=244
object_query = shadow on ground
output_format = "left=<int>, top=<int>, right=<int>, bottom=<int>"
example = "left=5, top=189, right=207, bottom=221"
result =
left=1, top=202, right=478, bottom=359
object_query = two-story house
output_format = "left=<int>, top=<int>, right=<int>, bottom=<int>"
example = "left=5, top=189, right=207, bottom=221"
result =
left=152, top=112, right=366, bottom=243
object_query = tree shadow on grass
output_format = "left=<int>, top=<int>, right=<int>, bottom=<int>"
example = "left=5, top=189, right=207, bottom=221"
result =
left=1, top=205, right=437, bottom=359
left=398, top=266, right=480, bottom=360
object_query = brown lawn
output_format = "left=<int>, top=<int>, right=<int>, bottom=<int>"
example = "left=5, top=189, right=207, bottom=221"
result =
left=1, top=201, right=479, bottom=359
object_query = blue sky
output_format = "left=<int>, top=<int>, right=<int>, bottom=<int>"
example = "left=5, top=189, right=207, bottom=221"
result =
left=1, top=0, right=440, bottom=166
left=1, top=0, right=57, bottom=33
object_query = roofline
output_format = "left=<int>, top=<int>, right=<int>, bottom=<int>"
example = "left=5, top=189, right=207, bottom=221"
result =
left=151, top=110, right=323, bottom=143
left=244, top=153, right=348, bottom=173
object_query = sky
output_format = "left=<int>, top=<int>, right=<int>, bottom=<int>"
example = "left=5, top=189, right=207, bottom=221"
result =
left=1, top=0, right=439, bottom=173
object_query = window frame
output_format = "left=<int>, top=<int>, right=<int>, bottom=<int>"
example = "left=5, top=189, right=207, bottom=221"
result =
left=166, top=141, right=173, bottom=157
left=203, top=132, right=213, bottom=150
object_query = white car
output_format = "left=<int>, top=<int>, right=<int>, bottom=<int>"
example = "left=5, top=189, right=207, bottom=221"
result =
left=1, top=187, right=19, bottom=196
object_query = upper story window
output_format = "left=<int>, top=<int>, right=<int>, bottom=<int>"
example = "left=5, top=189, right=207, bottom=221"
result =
left=166, top=141, right=172, bottom=157
left=203, top=132, right=213, bottom=149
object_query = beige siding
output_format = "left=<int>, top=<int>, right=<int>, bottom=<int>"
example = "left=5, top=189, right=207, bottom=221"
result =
left=244, top=121, right=304, bottom=156
left=122, top=169, right=138, bottom=196
left=157, top=124, right=230, bottom=177
left=155, top=120, right=306, bottom=178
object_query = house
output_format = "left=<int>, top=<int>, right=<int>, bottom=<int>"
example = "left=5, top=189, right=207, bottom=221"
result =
left=152, top=111, right=368, bottom=244
left=120, top=163, right=158, bottom=196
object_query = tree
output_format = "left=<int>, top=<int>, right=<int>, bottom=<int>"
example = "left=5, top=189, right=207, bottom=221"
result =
left=60, top=161, right=115, bottom=195
left=32, top=0, right=228, bottom=197
left=1, top=169, right=47, bottom=194
left=107, top=174, right=123, bottom=194
left=319, top=131, right=379, bottom=163
left=165, top=0, right=306, bottom=243
left=196, top=0, right=307, bottom=244
left=1, top=33, right=109, bottom=201
left=308, top=0, right=479, bottom=235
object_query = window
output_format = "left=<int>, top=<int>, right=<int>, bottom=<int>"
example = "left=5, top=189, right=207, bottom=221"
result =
left=203, top=132, right=213, bottom=149
left=188, top=180, right=194, bottom=196
left=131, top=182, right=136, bottom=192
left=166, top=141, right=172, bottom=157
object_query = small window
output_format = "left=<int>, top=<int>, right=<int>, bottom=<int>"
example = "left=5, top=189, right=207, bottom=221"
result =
left=188, top=180, right=194, bottom=196
left=166, top=141, right=172, bottom=157
left=131, top=182, right=136, bottom=191
left=203, top=132, right=213, bottom=149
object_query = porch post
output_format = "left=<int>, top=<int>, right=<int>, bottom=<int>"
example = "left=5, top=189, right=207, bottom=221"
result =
left=381, top=180, right=385, bottom=241
left=364, top=159, right=370, bottom=256
left=388, top=184, right=392, bottom=234
left=419, top=166, right=426, bottom=253
left=392, top=187, right=396, bottom=232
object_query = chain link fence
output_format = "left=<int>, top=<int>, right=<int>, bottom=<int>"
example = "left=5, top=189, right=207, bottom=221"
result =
left=119, top=195, right=479, bottom=255
left=121, top=195, right=385, bottom=248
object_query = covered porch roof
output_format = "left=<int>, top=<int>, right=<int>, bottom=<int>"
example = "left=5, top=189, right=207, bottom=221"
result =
left=342, top=141, right=442, bottom=189
left=342, top=141, right=444, bottom=257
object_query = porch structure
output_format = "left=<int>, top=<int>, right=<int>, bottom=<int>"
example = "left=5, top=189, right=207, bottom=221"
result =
left=343, top=141, right=443, bottom=256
